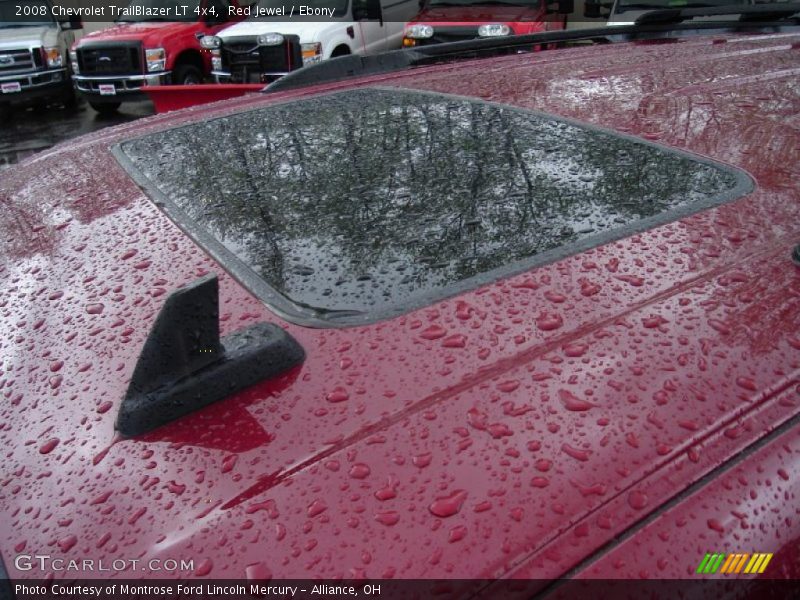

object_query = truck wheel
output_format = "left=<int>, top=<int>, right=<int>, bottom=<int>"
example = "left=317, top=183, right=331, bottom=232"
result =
left=89, top=100, right=121, bottom=115
left=173, top=64, right=202, bottom=85
left=331, top=46, right=351, bottom=57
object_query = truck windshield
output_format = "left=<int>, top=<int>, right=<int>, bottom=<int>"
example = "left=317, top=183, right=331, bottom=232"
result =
left=256, top=0, right=350, bottom=16
left=116, top=0, right=202, bottom=22
left=0, top=0, right=55, bottom=27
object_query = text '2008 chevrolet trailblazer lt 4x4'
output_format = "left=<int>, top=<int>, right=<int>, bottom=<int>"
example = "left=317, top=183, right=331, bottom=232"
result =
left=2, top=1, right=800, bottom=598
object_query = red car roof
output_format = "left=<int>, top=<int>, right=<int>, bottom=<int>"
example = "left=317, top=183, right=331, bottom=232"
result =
left=1, top=30, right=799, bottom=584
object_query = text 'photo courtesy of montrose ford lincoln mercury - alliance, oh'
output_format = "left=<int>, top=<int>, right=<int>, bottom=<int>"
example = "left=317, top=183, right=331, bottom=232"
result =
left=1, top=0, right=800, bottom=599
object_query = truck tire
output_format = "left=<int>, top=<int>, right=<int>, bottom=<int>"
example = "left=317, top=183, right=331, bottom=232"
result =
left=173, top=63, right=202, bottom=85
left=89, top=100, right=121, bottom=115
left=331, top=45, right=351, bottom=57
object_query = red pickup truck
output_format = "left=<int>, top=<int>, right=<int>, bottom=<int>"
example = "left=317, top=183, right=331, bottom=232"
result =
left=2, top=3, right=800, bottom=596
left=70, top=0, right=240, bottom=114
left=402, top=0, right=571, bottom=47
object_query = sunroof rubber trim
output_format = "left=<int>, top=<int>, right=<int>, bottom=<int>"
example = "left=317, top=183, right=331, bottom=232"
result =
left=113, top=85, right=755, bottom=329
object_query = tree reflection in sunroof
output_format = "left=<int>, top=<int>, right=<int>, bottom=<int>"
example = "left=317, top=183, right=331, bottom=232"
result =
left=120, top=88, right=747, bottom=322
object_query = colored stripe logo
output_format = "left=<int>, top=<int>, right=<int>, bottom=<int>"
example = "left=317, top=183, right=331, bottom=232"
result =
left=696, top=552, right=773, bottom=575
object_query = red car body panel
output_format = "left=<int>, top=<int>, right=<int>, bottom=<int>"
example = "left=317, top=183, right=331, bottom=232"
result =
left=573, top=421, right=800, bottom=580
left=1, top=31, right=800, bottom=582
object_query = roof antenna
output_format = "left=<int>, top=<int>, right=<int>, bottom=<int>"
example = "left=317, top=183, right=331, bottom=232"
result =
left=116, top=275, right=305, bottom=437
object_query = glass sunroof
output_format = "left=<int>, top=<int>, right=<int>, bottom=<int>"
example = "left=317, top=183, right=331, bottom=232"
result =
left=118, top=88, right=751, bottom=326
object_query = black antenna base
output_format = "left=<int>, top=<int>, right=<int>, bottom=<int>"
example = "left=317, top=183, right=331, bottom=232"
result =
left=116, top=275, right=305, bottom=437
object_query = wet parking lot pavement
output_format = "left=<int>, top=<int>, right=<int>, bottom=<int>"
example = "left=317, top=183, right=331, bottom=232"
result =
left=0, top=99, right=154, bottom=171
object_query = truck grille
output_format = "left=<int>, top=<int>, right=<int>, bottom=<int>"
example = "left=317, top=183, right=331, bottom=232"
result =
left=77, top=43, right=142, bottom=75
left=0, top=49, right=36, bottom=74
left=424, top=27, right=480, bottom=45
left=223, top=38, right=300, bottom=83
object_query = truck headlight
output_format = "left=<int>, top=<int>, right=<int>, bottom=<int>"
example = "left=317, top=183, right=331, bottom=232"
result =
left=301, top=42, right=322, bottom=65
left=405, top=24, right=434, bottom=39
left=44, top=47, right=63, bottom=68
left=257, top=32, right=284, bottom=46
left=477, top=24, right=512, bottom=37
left=200, top=35, right=221, bottom=49
left=211, top=49, right=222, bottom=71
left=69, top=49, right=79, bottom=73
left=145, top=47, right=166, bottom=73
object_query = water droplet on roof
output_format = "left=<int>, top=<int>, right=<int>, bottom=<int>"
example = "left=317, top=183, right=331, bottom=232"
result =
left=429, top=489, right=467, bottom=518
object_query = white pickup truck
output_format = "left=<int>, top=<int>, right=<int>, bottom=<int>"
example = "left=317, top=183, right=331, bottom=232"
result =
left=204, top=0, right=418, bottom=83
left=585, top=0, right=755, bottom=24
left=0, top=0, right=82, bottom=117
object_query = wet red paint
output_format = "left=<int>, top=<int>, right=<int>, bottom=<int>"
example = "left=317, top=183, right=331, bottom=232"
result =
left=1, top=28, right=800, bottom=583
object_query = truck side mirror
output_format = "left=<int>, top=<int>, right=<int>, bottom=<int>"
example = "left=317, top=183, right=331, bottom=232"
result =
left=584, top=0, right=612, bottom=18
left=546, top=0, right=574, bottom=13
left=353, top=0, right=382, bottom=21
left=60, top=15, right=83, bottom=30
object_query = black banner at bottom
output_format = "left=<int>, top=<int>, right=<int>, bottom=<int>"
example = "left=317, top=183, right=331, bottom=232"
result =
left=4, top=578, right=800, bottom=600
